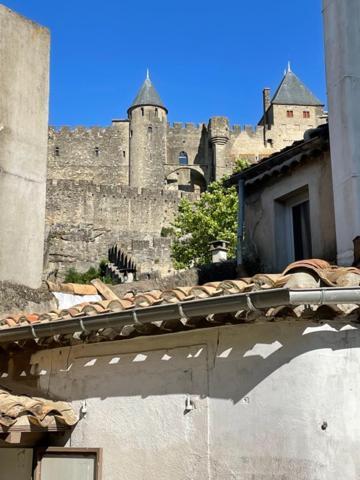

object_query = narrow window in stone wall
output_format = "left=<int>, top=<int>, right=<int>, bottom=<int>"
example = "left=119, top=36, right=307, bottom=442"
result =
left=155, top=108, right=158, bottom=117
left=123, top=151, right=126, bottom=157
left=148, top=126, right=153, bottom=137
left=95, top=147, right=99, bottom=157
left=141, top=107, right=144, bottom=116
left=179, top=151, right=188, bottom=165
left=130, top=130, right=133, bottom=138
left=55, top=146, right=60, bottom=156
left=303, top=111, right=310, bottom=119
left=286, top=110, right=294, bottom=118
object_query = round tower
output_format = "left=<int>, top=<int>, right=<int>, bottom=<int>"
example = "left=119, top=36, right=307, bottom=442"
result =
left=209, top=116, right=230, bottom=180
left=128, top=71, right=168, bottom=189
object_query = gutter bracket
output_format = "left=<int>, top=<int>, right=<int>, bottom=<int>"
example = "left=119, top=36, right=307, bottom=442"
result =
left=30, top=325, right=38, bottom=340
left=178, top=304, right=189, bottom=326
left=246, top=294, right=261, bottom=313
left=79, top=319, right=88, bottom=334
left=132, top=310, right=142, bottom=325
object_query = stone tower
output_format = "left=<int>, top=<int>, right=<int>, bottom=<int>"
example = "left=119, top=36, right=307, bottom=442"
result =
left=128, top=71, right=167, bottom=189
left=209, top=116, right=230, bottom=180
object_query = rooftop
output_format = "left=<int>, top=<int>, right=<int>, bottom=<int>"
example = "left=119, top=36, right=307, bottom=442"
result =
left=271, top=67, right=324, bottom=107
left=0, top=387, right=77, bottom=431
left=0, top=259, right=360, bottom=351
left=129, top=70, right=167, bottom=113
left=226, top=123, right=329, bottom=187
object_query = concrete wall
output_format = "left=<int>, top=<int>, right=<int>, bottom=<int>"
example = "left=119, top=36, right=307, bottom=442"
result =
left=244, top=151, right=336, bottom=272
left=6, top=319, right=360, bottom=479
left=0, top=5, right=50, bottom=288
left=323, top=0, right=360, bottom=265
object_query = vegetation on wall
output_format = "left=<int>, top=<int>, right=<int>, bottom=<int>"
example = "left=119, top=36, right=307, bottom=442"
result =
left=64, top=260, right=112, bottom=284
left=171, top=159, right=251, bottom=269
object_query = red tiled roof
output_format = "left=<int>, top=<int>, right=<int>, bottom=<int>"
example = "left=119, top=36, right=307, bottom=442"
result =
left=1, top=260, right=360, bottom=348
left=0, top=388, right=78, bottom=429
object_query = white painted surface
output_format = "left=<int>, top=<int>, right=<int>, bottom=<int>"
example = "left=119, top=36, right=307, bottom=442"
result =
left=25, top=322, right=360, bottom=479
left=53, top=293, right=102, bottom=309
left=0, top=6, right=50, bottom=287
left=323, top=0, right=360, bottom=265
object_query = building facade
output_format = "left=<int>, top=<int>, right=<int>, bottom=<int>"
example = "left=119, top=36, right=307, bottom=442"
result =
left=228, top=124, right=336, bottom=272
left=45, top=67, right=326, bottom=279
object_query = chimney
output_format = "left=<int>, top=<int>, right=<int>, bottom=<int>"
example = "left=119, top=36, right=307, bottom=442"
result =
left=262, top=88, right=271, bottom=146
left=263, top=88, right=271, bottom=113
left=209, top=240, right=229, bottom=263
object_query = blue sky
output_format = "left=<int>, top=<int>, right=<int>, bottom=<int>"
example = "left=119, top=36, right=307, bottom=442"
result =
left=4, top=0, right=325, bottom=126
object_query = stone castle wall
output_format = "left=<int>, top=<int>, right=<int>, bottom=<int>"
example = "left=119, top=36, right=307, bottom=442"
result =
left=44, top=101, right=325, bottom=281
left=44, top=179, right=195, bottom=280
left=48, top=122, right=130, bottom=185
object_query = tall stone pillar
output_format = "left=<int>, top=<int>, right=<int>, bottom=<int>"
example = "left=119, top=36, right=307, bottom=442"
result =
left=323, top=0, right=360, bottom=265
left=0, top=6, right=50, bottom=287
left=209, top=117, right=230, bottom=180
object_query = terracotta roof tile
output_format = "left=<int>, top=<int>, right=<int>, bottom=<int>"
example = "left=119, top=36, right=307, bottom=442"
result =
left=0, top=388, right=78, bottom=428
left=1, top=260, right=360, bottom=348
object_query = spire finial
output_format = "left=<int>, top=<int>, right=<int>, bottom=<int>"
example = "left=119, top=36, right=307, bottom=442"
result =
left=146, top=68, right=150, bottom=80
left=287, top=61, right=291, bottom=73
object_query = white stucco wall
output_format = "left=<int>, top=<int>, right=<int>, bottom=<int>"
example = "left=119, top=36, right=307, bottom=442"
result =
left=0, top=5, right=50, bottom=288
left=244, top=152, right=336, bottom=272
left=323, top=0, right=360, bottom=265
left=14, top=320, right=360, bottom=480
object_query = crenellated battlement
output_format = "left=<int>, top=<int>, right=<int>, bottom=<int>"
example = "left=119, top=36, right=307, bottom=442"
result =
left=168, top=122, right=206, bottom=132
left=49, top=124, right=128, bottom=137
left=47, top=178, right=196, bottom=201
left=229, top=124, right=265, bottom=136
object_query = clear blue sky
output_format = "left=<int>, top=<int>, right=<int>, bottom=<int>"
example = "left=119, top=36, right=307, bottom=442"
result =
left=4, top=0, right=325, bottom=126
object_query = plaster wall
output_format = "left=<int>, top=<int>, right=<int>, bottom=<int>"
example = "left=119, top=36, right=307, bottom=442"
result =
left=323, top=0, right=360, bottom=265
left=8, top=320, right=360, bottom=479
left=0, top=5, right=50, bottom=288
left=244, top=152, right=336, bottom=272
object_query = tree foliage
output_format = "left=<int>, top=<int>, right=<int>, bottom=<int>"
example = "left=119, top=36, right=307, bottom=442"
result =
left=171, top=178, right=238, bottom=269
left=171, top=158, right=250, bottom=269
left=64, top=260, right=113, bottom=284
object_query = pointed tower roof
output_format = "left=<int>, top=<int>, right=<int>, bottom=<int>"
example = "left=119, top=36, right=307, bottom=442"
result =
left=128, top=70, right=167, bottom=113
left=271, top=64, right=323, bottom=106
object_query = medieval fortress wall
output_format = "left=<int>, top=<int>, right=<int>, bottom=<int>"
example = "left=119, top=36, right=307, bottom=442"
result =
left=45, top=73, right=325, bottom=280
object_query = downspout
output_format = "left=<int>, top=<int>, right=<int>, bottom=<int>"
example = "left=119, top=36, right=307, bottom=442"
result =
left=237, top=178, right=245, bottom=268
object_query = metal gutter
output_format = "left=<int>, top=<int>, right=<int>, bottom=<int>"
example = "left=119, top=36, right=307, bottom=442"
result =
left=0, top=287, right=360, bottom=345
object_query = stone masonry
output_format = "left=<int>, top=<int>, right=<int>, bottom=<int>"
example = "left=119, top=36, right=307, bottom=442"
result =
left=45, top=67, right=326, bottom=280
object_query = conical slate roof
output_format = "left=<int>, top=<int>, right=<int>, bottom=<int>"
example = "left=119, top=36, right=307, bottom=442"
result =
left=129, top=71, right=167, bottom=112
left=271, top=67, right=323, bottom=106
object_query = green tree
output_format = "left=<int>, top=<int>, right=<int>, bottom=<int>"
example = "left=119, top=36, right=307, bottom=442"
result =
left=171, top=178, right=238, bottom=269
left=171, top=159, right=251, bottom=269
left=233, top=157, right=250, bottom=174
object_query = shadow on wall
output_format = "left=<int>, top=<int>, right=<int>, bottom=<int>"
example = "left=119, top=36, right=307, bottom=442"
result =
left=5, top=321, right=360, bottom=404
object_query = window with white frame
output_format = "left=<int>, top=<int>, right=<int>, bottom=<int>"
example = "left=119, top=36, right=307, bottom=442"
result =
left=275, top=186, right=312, bottom=270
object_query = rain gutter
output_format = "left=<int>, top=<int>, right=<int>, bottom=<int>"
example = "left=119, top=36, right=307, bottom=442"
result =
left=1, top=287, right=360, bottom=345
